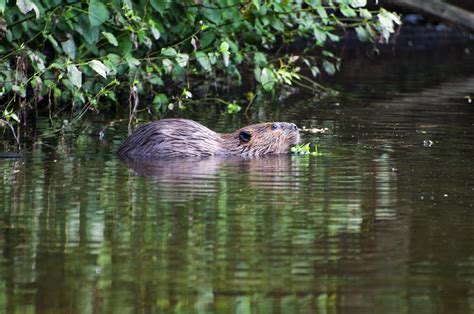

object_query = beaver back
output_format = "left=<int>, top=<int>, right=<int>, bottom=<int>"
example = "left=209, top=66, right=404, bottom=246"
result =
left=118, top=119, right=224, bottom=158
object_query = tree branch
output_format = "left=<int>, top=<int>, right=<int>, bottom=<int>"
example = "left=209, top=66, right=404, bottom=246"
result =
left=383, top=0, right=474, bottom=32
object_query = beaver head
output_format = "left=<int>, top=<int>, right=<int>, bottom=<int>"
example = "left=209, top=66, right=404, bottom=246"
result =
left=225, top=122, right=300, bottom=156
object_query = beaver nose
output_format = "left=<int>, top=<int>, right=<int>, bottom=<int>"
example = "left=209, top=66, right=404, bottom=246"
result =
left=290, top=123, right=298, bottom=131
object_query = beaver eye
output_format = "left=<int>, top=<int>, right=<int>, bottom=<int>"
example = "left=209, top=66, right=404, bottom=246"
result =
left=271, top=123, right=278, bottom=130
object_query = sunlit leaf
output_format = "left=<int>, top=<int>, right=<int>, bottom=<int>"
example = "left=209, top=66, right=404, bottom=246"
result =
left=316, top=6, right=328, bottom=24
left=0, top=0, right=6, bottom=14
left=359, top=8, right=372, bottom=19
left=61, top=37, right=76, bottom=59
left=126, top=55, right=140, bottom=69
left=261, top=68, right=275, bottom=91
left=16, top=0, right=39, bottom=19
left=195, top=51, right=211, bottom=72
left=222, top=52, right=230, bottom=67
left=227, top=102, right=241, bottom=114
left=219, top=41, right=229, bottom=52
left=208, top=52, right=217, bottom=65
left=161, top=47, right=177, bottom=57
left=314, top=27, right=327, bottom=45
left=355, top=26, right=369, bottom=42
left=150, top=26, right=161, bottom=40
left=175, top=53, right=189, bottom=67
left=162, top=58, right=173, bottom=74
left=340, top=5, right=357, bottom=17
left=88, top=60, right=109, bottom=78
left=67, top=64, right=82, bottom=88
left=322, top=60, right=336, bottom=75
left=102, top=32, right=118, bottom=46
left=349, top=0, right=366, bottom=8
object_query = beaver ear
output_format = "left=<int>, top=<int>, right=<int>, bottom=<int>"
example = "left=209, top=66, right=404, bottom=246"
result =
left=239, top=130, right=252, bottom=142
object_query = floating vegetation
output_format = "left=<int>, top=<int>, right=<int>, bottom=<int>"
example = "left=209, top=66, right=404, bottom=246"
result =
left=291, top=143, right=321, bottom=156
left=299, top=126, right=330, bottom=134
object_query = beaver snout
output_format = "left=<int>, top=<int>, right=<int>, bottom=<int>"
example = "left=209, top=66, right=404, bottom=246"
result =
left=273, top=122, right=298, bottom=132
left=281, top=122, right=299, bottom=134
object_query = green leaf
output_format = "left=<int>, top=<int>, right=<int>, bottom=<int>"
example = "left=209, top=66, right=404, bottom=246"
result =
left=161, top=47, right=177, bottom=57
left=242, top=32, right=260, bottom=45
left=252, top=0, right=260, bottom=10
left=76, top=16, right=100, bottom=45
left=271, top=16, right=285, bottom=32
left=260, top=68, right=275, bottom=91
left=88, top=60, right=109, bottom=78
left=150, top=0, right=166, bottom=15
left=316, top=6, right=328, bottom=24
left=202, top=7, right=221, bottom=24
left=153, top=93, right=168, bottom=111
left=359, top=8, right=372, bottom=19
left=27, top=51, right=45, bottom=71
left=227, top=102, right=241, bottom=114
left=380, top=9, right=402, bottom=25
left=16, top=0, right=39, bottom=19
left=4, top=109, right=20, bottom=123
left=208, top=52, right=217, bottom=65
left=175, top=53, right=189, bottom=67
left=322, top=51, right=334, bottom=58
left=253, top=52, right=267, bottom=67
left=67, top=64, right=82, bottom=89
left=150, top=26, right=161, bottom=40
left=254, top=67, right=261, bottom=83
left=89, top=0, right=109, bottom=27
left=12, top=84, right=26, bottom=97
left=326, top=32, right=340, bottom=42
left=195, top=51, right=211, bottom=72
left=222, top=51, right=229, bottom=67
left=0, top=0, right=6, bottom=14
left=46, top=35, right=61, bottom=53
left=322, top=60, right=336, bottom=75
left=162, top=58, right=173, bottom=74
left=200, top=32, right=215, bottom=48
left=355, top=26, right=369, bottom=42
left=340, top=5, right=357, bottom=17
left=10, top=112, right=20, bottom=123
left=117, top=34, right=132, bottom=55
left=349, top=0, right=366, bottom=8
left=125, top=55, right=140, bottom=69
left=313, top=27, right=327, bottom=45
left=61, top=37, right=76, bottom=59
left=219, top=41, right=229, bottom=53
left=102, top=32, right=118, bottom=46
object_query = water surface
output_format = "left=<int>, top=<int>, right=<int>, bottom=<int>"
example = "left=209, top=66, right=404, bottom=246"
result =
left=1, top=45, right=474, bottom=313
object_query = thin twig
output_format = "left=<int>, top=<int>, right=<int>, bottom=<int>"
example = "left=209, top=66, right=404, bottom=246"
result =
left=0, top=118, right=21, bottom=147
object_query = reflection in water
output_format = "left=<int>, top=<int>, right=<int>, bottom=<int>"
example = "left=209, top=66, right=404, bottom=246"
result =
left=0, top=147, right=410, bottom=313
left=1, top=58, right=474, bottom=313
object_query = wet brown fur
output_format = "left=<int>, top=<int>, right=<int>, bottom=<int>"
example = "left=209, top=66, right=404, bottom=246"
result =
left=118, top=118, right=300, bottom=158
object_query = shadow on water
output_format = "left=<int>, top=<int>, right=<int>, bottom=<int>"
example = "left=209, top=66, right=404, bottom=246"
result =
left=0, top=43, right=474, bottom=312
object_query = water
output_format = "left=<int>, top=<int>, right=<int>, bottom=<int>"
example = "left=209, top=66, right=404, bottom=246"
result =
left=1, top=46, right=474, bottom=313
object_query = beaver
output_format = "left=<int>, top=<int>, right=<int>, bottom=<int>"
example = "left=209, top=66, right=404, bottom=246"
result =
left=117, top=118, right=300, bottom=158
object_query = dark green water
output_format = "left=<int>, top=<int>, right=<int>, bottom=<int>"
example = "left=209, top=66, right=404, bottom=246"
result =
left=1, top=46, right=474, bottom=313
